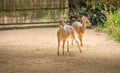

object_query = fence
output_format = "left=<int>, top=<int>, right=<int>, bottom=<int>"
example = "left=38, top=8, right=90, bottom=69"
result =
left=0, top=0, right=68, bottom=26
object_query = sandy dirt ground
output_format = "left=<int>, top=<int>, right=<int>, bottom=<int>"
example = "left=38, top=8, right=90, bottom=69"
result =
left=0, top=28, right=120, bottom=73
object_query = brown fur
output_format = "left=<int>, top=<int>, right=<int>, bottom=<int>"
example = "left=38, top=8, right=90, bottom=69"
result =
left=57, top=18, right=82, bottom=55
left=72, top=16, right=91, bottom=46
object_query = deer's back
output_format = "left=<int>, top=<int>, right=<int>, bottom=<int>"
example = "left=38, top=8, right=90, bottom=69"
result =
left=72, top=22, right=85, bottom=34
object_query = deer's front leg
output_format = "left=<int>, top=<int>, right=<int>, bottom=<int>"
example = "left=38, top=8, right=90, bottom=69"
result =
left=63, top=40, right=65, bottom=55
left=58, top=39, right=60, bottom=56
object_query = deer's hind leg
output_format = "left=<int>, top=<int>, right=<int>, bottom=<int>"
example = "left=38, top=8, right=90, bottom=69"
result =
left=78, top=35, right=83, bottom=46
left=72, top=35, right=82, bottom=53
left=67, top=40, right=69, bottom=52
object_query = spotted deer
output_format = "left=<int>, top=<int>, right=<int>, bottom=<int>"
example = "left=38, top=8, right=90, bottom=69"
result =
left=57, top=18, right=82, bottom=55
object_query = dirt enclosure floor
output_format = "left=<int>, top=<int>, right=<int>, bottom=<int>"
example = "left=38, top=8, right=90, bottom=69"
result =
left=0, top=28, right=120, bottom=73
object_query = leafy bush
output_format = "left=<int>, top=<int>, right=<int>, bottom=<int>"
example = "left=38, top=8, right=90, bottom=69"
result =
left=95, top=9, right=120, bottom=41
left=102, top=10, right=120, bottom=41
left=68, top=0, right=120, bottom=26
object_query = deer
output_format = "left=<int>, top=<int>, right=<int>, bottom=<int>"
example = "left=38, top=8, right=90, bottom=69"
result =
left=57, top=18, right=82, bottom=55
left=72, top=16, right=91, bottom=46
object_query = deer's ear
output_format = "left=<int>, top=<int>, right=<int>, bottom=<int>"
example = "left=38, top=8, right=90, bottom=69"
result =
left=82, top=16, right=87, bottom=20
left=63, top=17, right=66, bottom=21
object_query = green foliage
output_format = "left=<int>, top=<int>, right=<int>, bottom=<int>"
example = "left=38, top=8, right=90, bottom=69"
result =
left=95, top=25, right=106, bottom=32
left=101, top=10, right=120, bottom=41
left=113, top=28, right=120, bottom=41
left=69, top=0, right=120, bottom=26
left=108, top=11, right=120, bottom=41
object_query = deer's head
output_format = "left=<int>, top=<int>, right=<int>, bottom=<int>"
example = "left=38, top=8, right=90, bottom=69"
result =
left=59, top=18, right=65, bottom=28
left=82, top=16, right=91, bottom=26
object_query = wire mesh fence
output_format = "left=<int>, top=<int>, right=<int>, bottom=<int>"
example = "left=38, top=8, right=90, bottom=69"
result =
left=0, top=0, right=68, bottom=25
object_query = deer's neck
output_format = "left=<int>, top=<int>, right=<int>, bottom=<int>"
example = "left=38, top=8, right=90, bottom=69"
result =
left=60, top=26, right=65, bottom=33
left=82, top=20, right=86, bottom=29
left=81, top=20, right=86, bottom=33
left=59, top=26, right=67, bottom=40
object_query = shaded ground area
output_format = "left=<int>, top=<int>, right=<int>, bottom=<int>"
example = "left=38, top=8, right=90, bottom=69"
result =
left=0, top=28, right=120, bottom=73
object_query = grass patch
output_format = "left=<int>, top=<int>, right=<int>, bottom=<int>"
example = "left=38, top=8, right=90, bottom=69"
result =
left=95, top=25, right=106, bottom=32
